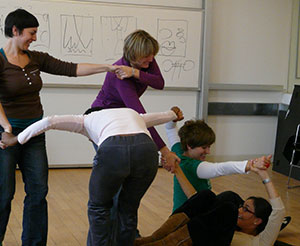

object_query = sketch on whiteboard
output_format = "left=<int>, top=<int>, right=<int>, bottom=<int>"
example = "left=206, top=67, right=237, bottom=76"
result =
left=0, top=6, right=5, bottom=38
left=0, top=6, right=6, bottom=46
left=157, top=19, right=188, bottom=57
left=61, top=14, right=94, bottom=56
left=0, top=14, right=4, bottom=36
left=32, top=13, right=50, bottom=50
left=100, top=16, right=136, bottom=61
left=161, top=59, right=195, bottom=80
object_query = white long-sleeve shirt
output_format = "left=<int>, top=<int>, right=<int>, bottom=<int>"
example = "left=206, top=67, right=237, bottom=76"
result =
left=165, top=121, right=248, bottom=179
left=18, top=108, right=177, bottom=146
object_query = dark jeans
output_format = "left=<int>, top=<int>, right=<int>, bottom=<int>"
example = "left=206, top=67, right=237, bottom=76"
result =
left=87, top=134, right=158, bottom=246
left=0, top=127, right=48, bottom=246
left=91, top=143, right=132, bottom=246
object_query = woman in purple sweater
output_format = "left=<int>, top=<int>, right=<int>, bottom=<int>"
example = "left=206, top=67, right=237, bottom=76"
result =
left=91, top=29, right=178, bottom=170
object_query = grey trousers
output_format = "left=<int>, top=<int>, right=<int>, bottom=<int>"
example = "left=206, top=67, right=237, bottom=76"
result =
left=87, top=134, right=158, bottom=246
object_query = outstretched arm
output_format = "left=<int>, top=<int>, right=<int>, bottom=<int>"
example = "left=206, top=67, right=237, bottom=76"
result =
left=251, top=155, right=285, bottom=245
left=1, top=115, right=85, bottom=147
left=174, top=162, right=197, bottom=199
left=195, top=155, right=270, bottom=179
left=251, top=155, right=278, bottom=199
left=76, top=63, right=118, bottom=76
left=0, top=103, right=12, bottom=149
left=174, top=155, right=274, bottom=200
left=141, top=106, right=183, bottom=128
left=0, top=103, right=12, bottom=134
left=165, top=121, right=180, bottom=148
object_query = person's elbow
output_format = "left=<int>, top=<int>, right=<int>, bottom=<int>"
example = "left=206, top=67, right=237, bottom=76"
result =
left=154, top=77, right=165, bottom=90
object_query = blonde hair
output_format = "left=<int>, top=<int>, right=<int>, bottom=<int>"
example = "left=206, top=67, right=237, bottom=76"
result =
left=123, top=29, right=159, bottom=63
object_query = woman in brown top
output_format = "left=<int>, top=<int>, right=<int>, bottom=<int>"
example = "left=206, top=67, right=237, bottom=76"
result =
left=0, top=9, right=117, bottom=246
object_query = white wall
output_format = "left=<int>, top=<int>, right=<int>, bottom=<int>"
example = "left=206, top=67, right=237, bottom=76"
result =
left=206, top=0, right=293, bottom=161
left=207, top=90, right=282, bottom=160
left=209, top=0, right=292, bottom=86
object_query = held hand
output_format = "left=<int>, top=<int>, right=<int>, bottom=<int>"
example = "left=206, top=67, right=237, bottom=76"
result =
left=162, top=151, right=181, bottom=173
left=108, top=65, right=119, bottom=73
left=250, top=155, right=272, bottom=171
left=171, top=106, right=184, bottom=122
left=0, top=141, right=7, bottom=149
left=1, top=132, right=18, bottom=148
left=250, top=155, right=272, bottom=176
left=115, top=66, right=134, bottom=79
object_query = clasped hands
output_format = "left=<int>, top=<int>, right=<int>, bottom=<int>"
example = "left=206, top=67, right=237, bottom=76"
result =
left=0, top=132, right=18, bottom=149
left=248, top=155, right=272, bottom=172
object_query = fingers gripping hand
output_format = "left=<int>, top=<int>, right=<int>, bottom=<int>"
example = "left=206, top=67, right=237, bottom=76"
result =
left=162, top=151, right=180, bottom=173
left=171, top=106, right=184, bottom=122
left=0, top=141, right=7, bottom=149
left=108, top=65, right=118, bottom=73
left=115, top=66, right=133, bottom=79
left=251, top=155, right=272, bottom=171
left=1, top=132, right=18, bottom=147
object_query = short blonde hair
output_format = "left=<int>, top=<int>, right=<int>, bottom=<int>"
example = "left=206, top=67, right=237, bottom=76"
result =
left=123, top=29, right=159, bottom=63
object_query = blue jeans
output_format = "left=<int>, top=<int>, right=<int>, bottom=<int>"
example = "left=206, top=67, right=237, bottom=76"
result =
left=87, top=134, right=158, bottom=246
left=91, top=143, right=140, bottom=246
left=0, top=127, right=48, bottom=246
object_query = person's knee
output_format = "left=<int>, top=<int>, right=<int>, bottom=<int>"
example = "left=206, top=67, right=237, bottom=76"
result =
left=24, top=182, right=48, bottom=198
left=217, top=201, right=238, bottom=226
left=173, top=189, right=217, bottom=218
left=88, top=200, right=113, bottom=214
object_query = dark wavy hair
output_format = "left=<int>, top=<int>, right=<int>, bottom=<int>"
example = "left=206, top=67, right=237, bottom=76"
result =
left=247, top=196, right=272, bottom=235
left=178, top=120, right=215, bottom=151
left=5, top=9, right=39, bottom=37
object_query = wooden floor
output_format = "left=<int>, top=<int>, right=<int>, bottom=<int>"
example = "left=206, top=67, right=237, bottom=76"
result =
left=4, top=167, right=300, bottom=245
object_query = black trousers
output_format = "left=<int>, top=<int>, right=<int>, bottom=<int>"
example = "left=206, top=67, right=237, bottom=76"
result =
left=173, top=190, right=243, bottom=246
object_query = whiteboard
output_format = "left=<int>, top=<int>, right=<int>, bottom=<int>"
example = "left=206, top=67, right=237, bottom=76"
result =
left=0, top=0, right=203, bottom=88
left=72, top=0, right=203, bottom=9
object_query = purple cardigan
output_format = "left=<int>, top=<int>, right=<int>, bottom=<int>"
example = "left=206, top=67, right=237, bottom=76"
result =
left=91, top=57, right=165, bottom=150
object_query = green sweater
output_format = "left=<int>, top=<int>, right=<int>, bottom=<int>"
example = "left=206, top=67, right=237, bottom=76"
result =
left=172, top=142, right=211, bottom=212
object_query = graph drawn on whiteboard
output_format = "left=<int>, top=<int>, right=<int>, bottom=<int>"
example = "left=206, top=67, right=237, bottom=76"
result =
left=0, top=13, right=3, bottom=37
left=0, top=7, right=5, bottom=45
left=32, top=13, right=50, bottom=50
left=156, top=19, right=196, bottom=82
left=161, top=58, right=195, bottom=80
left=100, top=16, right=137, bottom=61
left=61, top=14, right=94, bottom=56
left=157, top=19, right=188, bottom=57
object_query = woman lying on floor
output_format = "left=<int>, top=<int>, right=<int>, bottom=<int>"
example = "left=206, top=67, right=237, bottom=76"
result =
left=135, top=155, right=286, bottom=246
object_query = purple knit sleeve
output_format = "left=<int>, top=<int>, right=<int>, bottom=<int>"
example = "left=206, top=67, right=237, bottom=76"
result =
left=138, top=59, right=164, bottom=90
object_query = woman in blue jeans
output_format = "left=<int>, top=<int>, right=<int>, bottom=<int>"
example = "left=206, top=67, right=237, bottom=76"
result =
left=0, top=9, right=117, bottom=246
left=1, top=107, right=183, bottom=246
